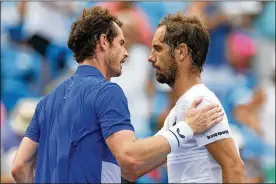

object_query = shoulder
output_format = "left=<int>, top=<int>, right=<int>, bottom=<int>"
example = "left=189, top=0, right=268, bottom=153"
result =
left=35, top=97, right=46, bottom=111
left=94, top=82, right=128, bottom=108
left=98, top=82, right=126, bottom=97
left=181, top=84, right=222, bottom=109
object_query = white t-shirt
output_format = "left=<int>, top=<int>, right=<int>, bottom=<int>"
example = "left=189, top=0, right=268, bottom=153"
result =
left=156, top=84, right=238, bottom=183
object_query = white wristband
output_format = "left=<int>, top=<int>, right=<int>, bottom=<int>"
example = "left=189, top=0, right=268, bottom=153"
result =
left=160, top=121, right=194, bottom=152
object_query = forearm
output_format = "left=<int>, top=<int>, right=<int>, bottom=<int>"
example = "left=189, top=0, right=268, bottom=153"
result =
left=135, top=157, right=167, bottom=178
left=222, top=166, right=245, bottom=183
left=123, top=121, right=194, bottom=173
left=125, top=135, right=170, bottom=171
left=122, top=155, right=167, bottom=180
left=11, top=138, right=38, bottom=183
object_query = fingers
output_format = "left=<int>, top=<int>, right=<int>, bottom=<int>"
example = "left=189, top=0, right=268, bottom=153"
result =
left=200, top=105, right=224, bottom=132
left=185, top=103, right=224, bottom=134
left=210, top=111, right=224, bottom=121
left=207, top=116, right=223, bottom=129
left=207, top=106, right=223, bottom=119
left=189, top=97, right=203, bottom=109
left=207, top=107, right=224, bottom=129
left=201, top=103, right=219, bottom=113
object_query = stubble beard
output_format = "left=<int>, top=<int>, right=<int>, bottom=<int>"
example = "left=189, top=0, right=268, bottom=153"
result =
left=156, top=61, right=178, bottom=87
left=107, top=55, right=122, bottom=78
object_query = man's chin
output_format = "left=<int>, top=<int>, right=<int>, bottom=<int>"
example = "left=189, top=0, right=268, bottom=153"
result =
left=115, top=70, right=122, bottom=77
left=156, top=75, right=166, bottom=84
left=109, top=70, right=122, bottom=78
left=156, top=74, right=174, bottom=86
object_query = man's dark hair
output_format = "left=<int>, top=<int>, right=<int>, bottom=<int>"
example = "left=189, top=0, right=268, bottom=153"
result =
left=68, top=6, right=123, bottom=63
left=158, top=12, right=210, bottom=72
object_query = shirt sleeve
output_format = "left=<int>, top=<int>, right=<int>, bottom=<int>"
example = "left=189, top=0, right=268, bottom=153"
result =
left=95, top=83, right=134, bottom=140
left=25, top=101, right=42, bottom=143
left=193, top=97, right=232, bottom=147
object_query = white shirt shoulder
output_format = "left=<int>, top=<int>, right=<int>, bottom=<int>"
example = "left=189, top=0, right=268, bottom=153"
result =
left=166, top=84, right=236, bottom=183
left=175, top=84, right=232, bottom=147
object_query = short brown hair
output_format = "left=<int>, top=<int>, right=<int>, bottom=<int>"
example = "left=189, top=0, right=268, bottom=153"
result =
left=67, top=6, right=123, bottom=63
left=158, top=12, right=210, bottom=72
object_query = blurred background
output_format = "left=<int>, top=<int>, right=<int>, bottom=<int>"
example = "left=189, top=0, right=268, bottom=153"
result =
left=0, top=1, right=275, bottom=183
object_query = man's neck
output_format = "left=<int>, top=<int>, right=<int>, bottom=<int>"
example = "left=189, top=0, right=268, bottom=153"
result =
left=81, top=58, right=111, bottom=81
left=171, top=72, right=202, bottom=103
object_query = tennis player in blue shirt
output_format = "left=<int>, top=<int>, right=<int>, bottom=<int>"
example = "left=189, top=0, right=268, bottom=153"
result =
left=11, top=6, right=224, bottom=183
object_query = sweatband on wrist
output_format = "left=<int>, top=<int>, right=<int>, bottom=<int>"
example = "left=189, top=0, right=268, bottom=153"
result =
left=160, top=121, right=194, bottom=152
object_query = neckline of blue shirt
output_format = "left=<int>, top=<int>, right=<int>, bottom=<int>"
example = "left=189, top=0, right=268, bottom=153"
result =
left=74, top=65, right=105, bottom=79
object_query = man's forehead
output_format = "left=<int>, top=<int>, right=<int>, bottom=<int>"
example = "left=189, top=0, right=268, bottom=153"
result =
left=153, top=26, right=166, bottom=44
left=113, top=22, right=125, bottom=40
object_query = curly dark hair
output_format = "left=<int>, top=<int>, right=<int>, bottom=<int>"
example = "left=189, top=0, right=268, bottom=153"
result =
left=67, top=6, right=123, bottom=63
left=158, top=12, right=210, bottom=72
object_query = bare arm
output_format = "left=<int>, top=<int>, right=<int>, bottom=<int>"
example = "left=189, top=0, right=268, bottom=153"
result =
left=11, top=137, right=38, bottom=183
left=106, top=100, right=224, bottom=181
left=206, top=138, right=245, bottom=183
left=122, top=156, right=167, bottom=181
left=107, top=130, right=169, bottom=181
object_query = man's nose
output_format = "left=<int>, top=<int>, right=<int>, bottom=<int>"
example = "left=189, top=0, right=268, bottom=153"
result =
left=124, top=49, right=129, bottom=59
left=148, top=54, right=156, bottom=63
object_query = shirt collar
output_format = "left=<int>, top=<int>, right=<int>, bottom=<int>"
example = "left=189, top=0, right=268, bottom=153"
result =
left=74, top=65, right=105, bottom=79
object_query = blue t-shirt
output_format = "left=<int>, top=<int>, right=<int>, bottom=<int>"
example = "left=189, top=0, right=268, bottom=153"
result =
left=25, top=65, right=134, bottom=183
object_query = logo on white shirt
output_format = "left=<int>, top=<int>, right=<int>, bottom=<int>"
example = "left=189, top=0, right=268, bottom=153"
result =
left=176, top=128, right=185, bottom=138
left=173, top=117, right=177, bottom=126
left=207, top=130, right=229, bottom=139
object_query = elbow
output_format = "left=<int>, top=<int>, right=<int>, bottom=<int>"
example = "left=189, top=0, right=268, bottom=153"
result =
left=122, top=173, right=139, bottom=182
left=11, top=160, right=30, bottom=181
left=118, top=153, right=142, bottom=181
left=11, top=163, right=24, bottom=180
left=120, top=157, right=140, bottom=182
left=120, top=155, right=140, bottom=173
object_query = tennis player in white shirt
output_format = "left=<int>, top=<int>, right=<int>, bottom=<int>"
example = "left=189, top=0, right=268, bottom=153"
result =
left=148, top=12, right=245, bottom=183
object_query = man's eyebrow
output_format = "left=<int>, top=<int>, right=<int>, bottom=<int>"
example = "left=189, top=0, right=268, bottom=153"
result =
left=152, top=44, right=161, bottom=49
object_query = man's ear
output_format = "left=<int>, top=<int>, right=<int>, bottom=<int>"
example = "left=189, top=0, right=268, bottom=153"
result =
left=176, top=43, right=189, bottom=62
left=99, top=34, right=108, bottom=51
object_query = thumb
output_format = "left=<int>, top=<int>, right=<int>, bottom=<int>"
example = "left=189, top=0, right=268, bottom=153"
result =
left=190, top=97, right=203, bottom=109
